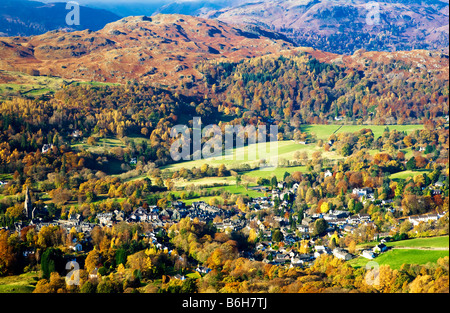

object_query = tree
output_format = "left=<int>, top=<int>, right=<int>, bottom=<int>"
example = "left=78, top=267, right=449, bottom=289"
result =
left=0, top=230, right=16, bottom=276
left=181, top=277, right=198, bottom=293
left=312, top=218, right=328, bottom=237
left=299, top=239, right=310, bottom=254
left=272, top=229, right=284, bottom=242
left=406, top=157, right=416, bottom=170
left=320, top=202, right=330, bottom=213
left=348, top=198, right=356, bottom=212
left=85, top=249, right=102, bottom=275
left=87, top=136, right=97, bottom=146
left=41, top=248, right=65, bottom=279
left=271, top=176, right=278, bottom=188
left=347, top=240, right=357, bottom=254
left=80, top=281, right=97, bottom=293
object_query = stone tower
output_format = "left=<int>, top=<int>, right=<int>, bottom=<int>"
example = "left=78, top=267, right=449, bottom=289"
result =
left=24, top=185, right=33, bottom=219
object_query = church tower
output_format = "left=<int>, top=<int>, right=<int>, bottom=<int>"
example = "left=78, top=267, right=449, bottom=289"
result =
left=24, top=185, right=33, bottom=219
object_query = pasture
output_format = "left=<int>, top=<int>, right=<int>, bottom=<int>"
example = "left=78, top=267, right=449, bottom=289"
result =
left=350, top=236, right=449, bottom=270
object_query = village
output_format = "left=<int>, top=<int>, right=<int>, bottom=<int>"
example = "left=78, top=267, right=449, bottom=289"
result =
left=6, top=175, right=446, bottom=275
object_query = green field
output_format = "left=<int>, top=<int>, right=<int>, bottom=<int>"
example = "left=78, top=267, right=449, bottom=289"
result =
left=243, top=166, right=307, bottom=179
left=0, top=71, right=120, bottom=99
left=0, top=174, right=12, bottom=181
left=205, top=184, right=266, bottom=198
left=161, top=140, right=306, bottom=171
left=348, top=249, right=448, bottom=270
left=162, top=140, right=340, bottom=172
left=163, top=124, right=423, bottom=172
left=350, top=236, right=449, bottom=269
left=71, top=137, right=127, bottom=153
left=87, top=123, right=426, bottom=184
left=0, top=272, right=39, bottom=293
left=0, top=71, right=66, bottom=98
left=389, top=170, right=430, bottom=180
left=181, top=196, right=220, bottom=206
left=174, top=176, right=235, bottom=187
left=386, top=236, right=449, bottom=249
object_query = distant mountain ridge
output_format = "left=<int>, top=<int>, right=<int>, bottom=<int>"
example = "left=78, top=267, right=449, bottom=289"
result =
left=0, top=14, right=297, bottom=86
left=197, top=0, right=450, bottom=54
left=0, top=0, right=121, bottom=36
left=1, top=0, right=448, bottom=54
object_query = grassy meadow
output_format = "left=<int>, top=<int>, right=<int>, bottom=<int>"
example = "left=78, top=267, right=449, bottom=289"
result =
left=350, top=236, right=449, bottom=270
left=117, top=123, right=426, bottom=185
left=0, top=71, right=120, bottom=99
left=349, top=249, right=448, bottom=270
left=0, top=272, right=39, bottom=293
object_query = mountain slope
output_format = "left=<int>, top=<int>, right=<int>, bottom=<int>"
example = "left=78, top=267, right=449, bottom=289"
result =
left=200, top=0, right=450, bottom=54
left=0, top=0, right=121, bottom=37
left=0, top=14, right=297, bottom=86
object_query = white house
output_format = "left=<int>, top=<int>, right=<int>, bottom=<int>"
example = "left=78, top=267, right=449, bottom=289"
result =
left=196, top=266, right=211, bottom=274
left=42, top=144, right=54, bottom=154
left=373, top=243, right=387, bottom=254
left=314, top=245, right=331, bottom=258
left=332, top=248, right=353, bottom=261
left=362, top=250, right=375, bottom=259
left=408, top=213, right=443, bottom=226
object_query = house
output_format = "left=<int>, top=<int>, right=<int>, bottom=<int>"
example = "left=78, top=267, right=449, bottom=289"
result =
left=352, top=187, right=373, bottom=197
left=174, top=274, right=185, bottom=280
left=332, top=248, right=353, bottom=261
left=373, top=243, right=387, bottom=254
left=23, top=249, right=35, bottom=257
left=89, top=268, right=98, bottom=279
left=434, top=181, right=444, bottom=188
left=297, top=224, right=309, bottom=234
left=314, top=245, right=331, bottom=258
left=278, top=181, right=287, bottom=189
left=290, top=257, right=303, bottom=266
left=130, top=157, right=137, bottom=165
left=97, top=212, right=113, bottom=226
left=130, top=207, right=150, bottom=222
left=362, top=250, right=376, bottom=259
left=42, top=144, right=54, bottom=154
left=196, top=266, right=211, bottom=274
left=359, top=213, right=371, bottom=222
left=274, top=253, right=290, bottom=263
left=343, top=225, right=356, bottom=233
left=114, top=210, right=124, bottom=221
left=408, top=213, right=442, bottom=226
left=324, top=170, right=333, bottom=178
left=347, top=215, right=360, bottom=225
left=71, top=130, right=81, bottom=138
left=70, top=242, right=83, bottom=252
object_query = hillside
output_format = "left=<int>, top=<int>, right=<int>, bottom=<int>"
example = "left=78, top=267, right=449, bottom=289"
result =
left=200, top=0, right=450, bottom=54
left=0, top=0, right=121, bottom=37
left=0, top=14, right=296, bottom=86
